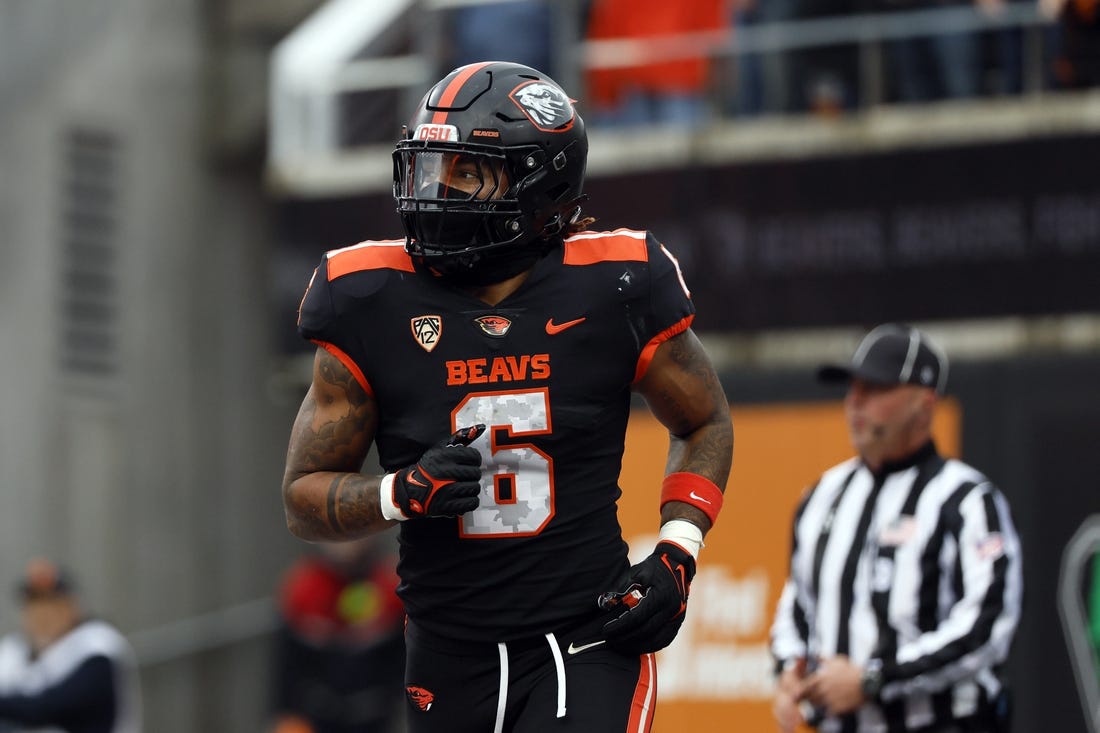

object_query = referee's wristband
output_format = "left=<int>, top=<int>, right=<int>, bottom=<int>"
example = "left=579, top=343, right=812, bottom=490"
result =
left=658, top=519, right=704, bottom=560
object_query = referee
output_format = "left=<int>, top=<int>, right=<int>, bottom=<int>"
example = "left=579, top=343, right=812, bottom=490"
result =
left=769, top=324, right=1023, bottom=733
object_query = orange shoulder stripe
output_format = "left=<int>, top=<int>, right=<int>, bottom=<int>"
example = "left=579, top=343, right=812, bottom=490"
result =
left=563, top=229, right=649, bottom=265
left=632, top=314, right=694, bottom=385
left=311, top=340, right=374, bottom=398
left=326, top=241, right=414, bottom=281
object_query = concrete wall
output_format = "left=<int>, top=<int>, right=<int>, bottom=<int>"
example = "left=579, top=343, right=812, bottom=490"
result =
left=0, top=1, right=304, bottom=730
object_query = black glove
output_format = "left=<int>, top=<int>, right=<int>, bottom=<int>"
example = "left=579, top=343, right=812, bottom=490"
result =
left=391, top=425, right=485, bottom=518
left=600, top=541, right=696, bottom=655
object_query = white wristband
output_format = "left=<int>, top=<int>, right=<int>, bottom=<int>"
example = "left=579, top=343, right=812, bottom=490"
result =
left=658, top=519, right=704, bottom=560
left=379, top=473, right=408, bottom=522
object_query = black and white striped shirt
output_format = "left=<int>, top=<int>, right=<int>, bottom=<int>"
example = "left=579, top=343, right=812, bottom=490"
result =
left=770, top=442, right=1023, bottom=732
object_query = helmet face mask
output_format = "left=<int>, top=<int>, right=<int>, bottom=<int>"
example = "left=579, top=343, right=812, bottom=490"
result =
left=393, top=62, right=588, bottom=284
left=405, top=149, right=510, bottom=203
left=395, top=143, right=522, bottom=261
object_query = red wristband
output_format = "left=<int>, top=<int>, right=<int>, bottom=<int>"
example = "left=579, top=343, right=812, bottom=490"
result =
left=660, top=472, right=724, bottom=526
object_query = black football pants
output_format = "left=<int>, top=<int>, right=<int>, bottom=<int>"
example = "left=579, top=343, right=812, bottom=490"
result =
left=403, top=618, right=656, bottom=733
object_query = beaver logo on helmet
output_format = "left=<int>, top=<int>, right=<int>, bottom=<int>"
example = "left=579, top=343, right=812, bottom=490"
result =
left=510, top=81, right=574, bottom=132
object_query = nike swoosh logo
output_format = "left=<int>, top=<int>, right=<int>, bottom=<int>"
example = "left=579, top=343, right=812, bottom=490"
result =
left=566, top=639, right=606, bottom=655
left=545, top=317, right=586, bottom=335
left=689, top=491, right=712, bottom=504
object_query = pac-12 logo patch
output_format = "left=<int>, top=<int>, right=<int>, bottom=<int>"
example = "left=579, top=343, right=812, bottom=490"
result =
left=509, top=80, right=574, bottom=132
left=406, top=685, right=435, bottom=712
left=412, top=315, right=442, bottom=352
left=474, top=315, right=512, bottom=337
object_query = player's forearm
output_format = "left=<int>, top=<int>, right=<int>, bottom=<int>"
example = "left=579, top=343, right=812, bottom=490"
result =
left=640, top=329, right=734, bottom=526
left=660, top=419, right=733, bottom=534
left=666, top=416, right=733, bottom=487
left=655, top=341, right=734, bottom=490
left=282, top=471, right=395, bottom=541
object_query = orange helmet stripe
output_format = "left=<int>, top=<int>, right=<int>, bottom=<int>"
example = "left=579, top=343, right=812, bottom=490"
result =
left=431, top=62, right=494, bottom=125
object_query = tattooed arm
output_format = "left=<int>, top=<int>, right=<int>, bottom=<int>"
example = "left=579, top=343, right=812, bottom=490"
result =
left=598, top=328, right=732, bottom=654
left=282, top=347, right=393, bottom=541
left=635, top=329, right=733, bottom=535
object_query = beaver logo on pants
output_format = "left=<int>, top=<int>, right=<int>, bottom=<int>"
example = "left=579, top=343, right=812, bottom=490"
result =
left=407, top=685, right=435, bottom=712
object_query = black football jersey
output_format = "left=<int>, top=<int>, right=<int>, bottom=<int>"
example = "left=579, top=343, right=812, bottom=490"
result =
left=297, top=229, right=695, bottom=641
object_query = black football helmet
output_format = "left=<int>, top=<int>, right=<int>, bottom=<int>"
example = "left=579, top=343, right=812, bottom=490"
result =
left=393, top=62, right=588, bottom=285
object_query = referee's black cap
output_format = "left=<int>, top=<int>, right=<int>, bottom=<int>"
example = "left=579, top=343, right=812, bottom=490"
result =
left=817, top=323, right=948, bottom=395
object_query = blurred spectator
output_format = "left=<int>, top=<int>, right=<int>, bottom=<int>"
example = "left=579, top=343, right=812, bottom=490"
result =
left=792, top=0, right=868, bottom=115
left=1041, top=0, right=1100, bottom=87
left=448, top=1, right=553, bottom=78
left=270, top=537, right=405, bottom=733
left=585, top=0, right=730, bottom=127
left=729, top=0, right=799, bottom=115
left=986, top=0, right=1029, bottom=96
left=0, top=558, right=141, bottom=733
left=879, top=0, right=997, bottom=103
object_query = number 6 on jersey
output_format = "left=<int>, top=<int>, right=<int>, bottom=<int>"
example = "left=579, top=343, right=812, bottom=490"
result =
left=453, top=389, right=554, bottom=537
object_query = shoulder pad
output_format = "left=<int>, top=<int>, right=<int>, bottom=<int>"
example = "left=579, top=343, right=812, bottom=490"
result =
left=298, top=240, right=411, bottom=340
left=325, top=240, right=414, bottom=280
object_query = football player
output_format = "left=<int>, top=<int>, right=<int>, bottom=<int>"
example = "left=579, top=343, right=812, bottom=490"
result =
left=283, top=61, right=733, bottom=733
